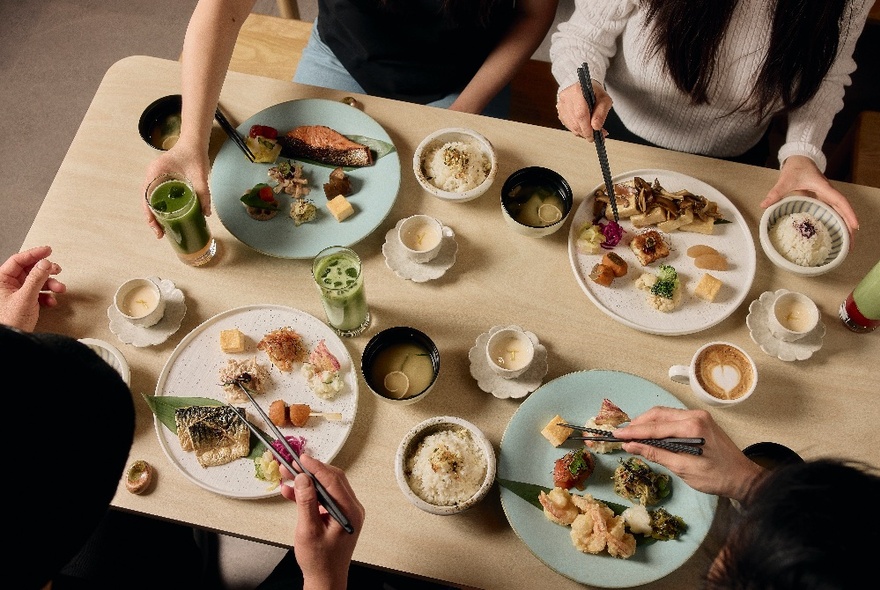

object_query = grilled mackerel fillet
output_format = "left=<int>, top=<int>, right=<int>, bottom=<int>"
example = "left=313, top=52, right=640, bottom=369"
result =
left=175, top=406, right=250, bottom=467
left=280, top=125, right=373, bottom=167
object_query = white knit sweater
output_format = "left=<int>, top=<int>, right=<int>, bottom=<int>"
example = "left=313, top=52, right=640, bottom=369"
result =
left=550, top=0, right=871, bottom=171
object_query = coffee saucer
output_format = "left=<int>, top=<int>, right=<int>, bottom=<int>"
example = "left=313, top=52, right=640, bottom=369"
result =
left=746, top=289, right=825, bottom=361
left=108, top=277, right=187, bottom=347
left=468, top=326, right=548, bottom=399
left=382, top=220, right=458, bottom=283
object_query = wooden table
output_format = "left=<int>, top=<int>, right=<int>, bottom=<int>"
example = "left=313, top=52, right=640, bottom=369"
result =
left=23, top=56, right=880, bottom=590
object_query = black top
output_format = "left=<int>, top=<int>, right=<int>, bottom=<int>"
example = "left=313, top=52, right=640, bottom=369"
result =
left=317, top=0, right=515, bottom=103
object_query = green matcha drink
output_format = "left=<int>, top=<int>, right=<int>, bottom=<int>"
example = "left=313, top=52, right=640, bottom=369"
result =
left=146, top=173, right=216, bottom=266
left=312, top=246, right=370, bottom=337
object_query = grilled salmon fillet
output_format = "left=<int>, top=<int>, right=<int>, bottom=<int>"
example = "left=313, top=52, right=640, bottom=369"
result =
left=280, top=125, right=373, bottom=167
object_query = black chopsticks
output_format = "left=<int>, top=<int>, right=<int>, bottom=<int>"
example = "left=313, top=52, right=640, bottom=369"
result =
left=215, top=106, right=256, bottom=162
left=576, top=63, right=619, bottom=223
left=559, top=423, right=705, bottom=456
left=229, top=382, right=354, bottom=533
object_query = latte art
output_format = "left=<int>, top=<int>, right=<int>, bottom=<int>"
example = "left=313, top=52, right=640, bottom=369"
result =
left=695, top=344, right=754, bottom=400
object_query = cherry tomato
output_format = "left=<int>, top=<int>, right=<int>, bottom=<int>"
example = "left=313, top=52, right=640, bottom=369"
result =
left=249, top=125, right=278, bottom=140
left=258, top=186, right=275, bottom=202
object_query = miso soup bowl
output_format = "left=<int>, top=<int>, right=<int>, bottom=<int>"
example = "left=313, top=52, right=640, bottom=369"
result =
left=361, top=326, right=440, bottom=405
left=138, top=94, right=182, bottom=151
left=395, top=415, right=496, bottom=515
left=500, top=166, right=574, bottom=238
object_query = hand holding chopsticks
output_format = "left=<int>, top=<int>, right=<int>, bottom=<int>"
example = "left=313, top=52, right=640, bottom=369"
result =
left=560, top=423, right=705, bottom=456
left=230, top=380, right=355, bottom=533
left=576, top=63, right=619, bottom=223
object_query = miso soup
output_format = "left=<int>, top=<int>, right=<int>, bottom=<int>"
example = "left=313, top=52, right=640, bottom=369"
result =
left=370, top=342, right=435, bottom=399
left=505, top=184, right=565, bottom=227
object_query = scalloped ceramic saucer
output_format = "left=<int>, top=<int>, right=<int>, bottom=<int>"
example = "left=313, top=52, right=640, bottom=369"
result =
left=108, top=277, right=186, bottom=347
left=468, top=325, right=548, bottom=399
left=746, top=289, right=825, bottom=361
left=382, top=219, right=458, bottom=282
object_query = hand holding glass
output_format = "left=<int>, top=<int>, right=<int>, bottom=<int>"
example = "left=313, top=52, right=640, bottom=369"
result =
left=145, top=172, right=217, bottom=266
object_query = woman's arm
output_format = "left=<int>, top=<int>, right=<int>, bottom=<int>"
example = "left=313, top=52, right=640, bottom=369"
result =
left=449, top=0, right=559, bottom=114
left=142, top=0, right=256, bottom=237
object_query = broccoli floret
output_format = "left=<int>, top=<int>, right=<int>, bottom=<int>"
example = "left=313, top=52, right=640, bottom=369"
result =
left=650, top=264, right=679, bottom=299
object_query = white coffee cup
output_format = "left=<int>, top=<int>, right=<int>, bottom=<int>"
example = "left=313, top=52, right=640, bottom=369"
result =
left=486, top=326, right=535, bottom=379
left=114, top=278, right=166, bottom=328
left=768, top=290, right=819, bottom=342
left=669, top=341, right=757, bottom=406
left=398, top=215, right=444, bottom=263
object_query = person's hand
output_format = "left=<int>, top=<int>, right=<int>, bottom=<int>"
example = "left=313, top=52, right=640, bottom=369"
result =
left=280, top=454, right=364, bottom=590
left=762, top=155, right=859, bottom=246
left=612, top=407, right=766, bottom=502
left=555, top=80, right=612, bottom=141
left=0, top=245, right=67, bottom=332
left=142, top=140, right=212, bottom=239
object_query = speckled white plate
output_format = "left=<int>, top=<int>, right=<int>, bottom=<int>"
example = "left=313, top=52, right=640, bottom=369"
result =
left=107, top=277, right=186, bottom=347
left=382, top=219, right=458, bottom=282
left=568, top=169, right=756, bottom=336
left=153, top=304, right=358, bottom=499
left=746, top=290, right=825, bottom=361
left=79, top=337, right=131, bottom=386
left=468, top=326, right=548, bottom=399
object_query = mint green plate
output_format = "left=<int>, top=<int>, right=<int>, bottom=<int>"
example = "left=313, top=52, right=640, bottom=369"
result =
left=211, top=98, right=400, bottom=259
left=498, top=370, right=717, bottom=588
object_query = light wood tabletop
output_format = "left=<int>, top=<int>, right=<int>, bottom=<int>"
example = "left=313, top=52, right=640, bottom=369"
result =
left=22, top=56, right=880, bottom=590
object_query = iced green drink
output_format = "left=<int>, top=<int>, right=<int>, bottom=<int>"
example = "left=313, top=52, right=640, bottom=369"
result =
left=146, top=173, right=216, bottom=266
left=312, top=246, right=370, bottom=337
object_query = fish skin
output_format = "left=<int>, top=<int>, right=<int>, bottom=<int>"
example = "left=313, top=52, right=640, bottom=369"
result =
left=280, top=125, right=373, bottom=167
left=175, top=405, right=250, bottom=466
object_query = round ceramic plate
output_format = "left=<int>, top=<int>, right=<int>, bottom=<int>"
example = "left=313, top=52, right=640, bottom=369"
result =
left=498, top=370, right=717, bottom=588
left=211, top=98, right=401, bottom=259
left=153, top=304, right=358, bottom=499
left=568, top=169, right=756, bottom=335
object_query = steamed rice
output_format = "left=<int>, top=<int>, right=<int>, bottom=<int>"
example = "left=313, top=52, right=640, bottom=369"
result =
left=404, top=427, right=487, bottom=506
left=769, top=212, right=831, bottom=267
left=423, top=140, right=491, bottom=193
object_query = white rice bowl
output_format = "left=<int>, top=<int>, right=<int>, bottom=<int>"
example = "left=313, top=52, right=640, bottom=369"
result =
left=395, top=416, right=496, bottom=515
left=423, top=140, right=491, bottom=193
left=768, top=211, right=831, bottom=267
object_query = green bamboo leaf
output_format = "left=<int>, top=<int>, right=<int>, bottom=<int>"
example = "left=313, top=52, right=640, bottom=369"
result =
left=142, top=394, right=267, bottom=460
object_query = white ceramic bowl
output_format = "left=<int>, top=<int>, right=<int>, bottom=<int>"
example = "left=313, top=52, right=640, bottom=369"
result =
left=413, top=127, right=497, bottom=203
left=78, top=337, right=131, bottom=386
left=759, top=195, right=848, bottom=276
left=395, top=416, right=496, bottom=515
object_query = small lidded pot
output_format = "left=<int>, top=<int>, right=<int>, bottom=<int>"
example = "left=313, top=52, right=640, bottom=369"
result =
left=398, top=215, right=444, bottom=263
left=114, top=278, right=166, bottom=328
left=485, top=325, right=535, bottom=379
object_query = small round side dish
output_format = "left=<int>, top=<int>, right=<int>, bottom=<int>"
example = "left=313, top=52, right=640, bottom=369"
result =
left=413, top=127, right=497, bottom=203
left=138, top=94, right=182, bottom=151
left=78, top=337, right=131, bottom=386
left=500, top=166, right=573, bottom=238
left=395, top=416, right=496, bottom=515
left=361, top=326, right=440, bottom=405
left=759, top=195, right=848, bottom=276
left=742, top=442, right=803, bottom=470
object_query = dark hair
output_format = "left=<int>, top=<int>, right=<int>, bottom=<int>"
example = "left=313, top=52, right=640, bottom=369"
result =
left=703, top=458, right=880, bottom=589
left=642, top=0, right=852, bottom=119
left=378, top=0, right=501, bottom=26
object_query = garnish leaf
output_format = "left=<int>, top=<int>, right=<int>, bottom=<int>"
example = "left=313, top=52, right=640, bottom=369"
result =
left=142, top=394, right=267, bottom=460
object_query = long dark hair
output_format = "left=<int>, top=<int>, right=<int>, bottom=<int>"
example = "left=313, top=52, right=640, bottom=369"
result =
left=703, top=458, right=880, bottom=589
left=642, top=0, right=853, bottom=118
left=378, top=0, right=500, bottom=26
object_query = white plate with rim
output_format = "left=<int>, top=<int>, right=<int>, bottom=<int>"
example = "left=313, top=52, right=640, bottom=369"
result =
left=567, top=169, right=756, bottom=335
left=498, top=370, right=717, bottom=588
left=211, top=98, right=401, bottom=259
left=153, top=304, right=358, bottom=499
